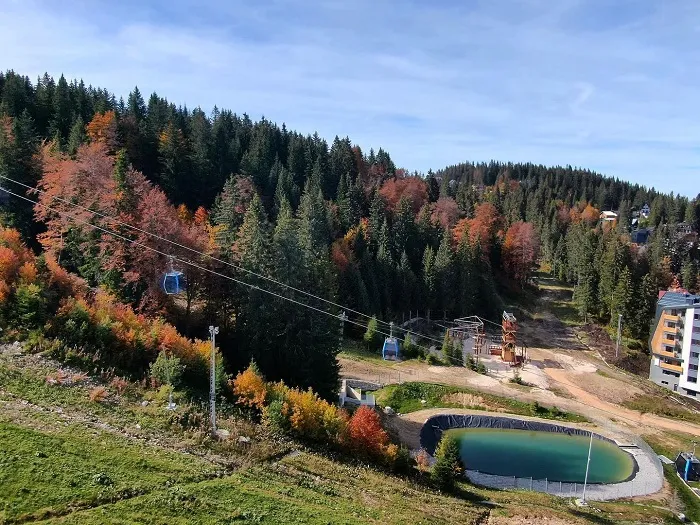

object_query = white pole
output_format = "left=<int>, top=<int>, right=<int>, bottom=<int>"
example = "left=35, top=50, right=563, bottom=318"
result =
left=582, top=431, right=593, bottom=502
left=209, top=325, right=219, bottom=436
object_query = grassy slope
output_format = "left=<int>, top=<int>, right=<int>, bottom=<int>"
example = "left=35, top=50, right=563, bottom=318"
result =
left=374, top=382, right=589, bottom=423
left=0, top=350, right=678, bottom=525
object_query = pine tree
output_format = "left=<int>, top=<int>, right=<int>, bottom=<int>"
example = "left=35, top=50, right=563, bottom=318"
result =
left=364, top=316, right=379, bottom=351
left=434, top=233, right=455, bottom=319
left=431, top=433, right=465, bottom=491
left=67, top=116, right=86, bottom=157
left=422, top=246, right=436, bottom=319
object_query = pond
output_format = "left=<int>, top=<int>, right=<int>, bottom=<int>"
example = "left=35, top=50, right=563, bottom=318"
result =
left=448, top=428, right=635, bottom=483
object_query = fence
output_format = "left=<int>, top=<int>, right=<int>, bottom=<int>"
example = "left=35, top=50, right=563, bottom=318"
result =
left=466, top=435, right=664, bottom=501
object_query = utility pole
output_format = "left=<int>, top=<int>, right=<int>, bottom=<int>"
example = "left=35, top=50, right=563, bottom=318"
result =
left=615, top=314, right=622, bottom=359
left=338, top=311, right=347, bottom=349
left=209, top=325, right=219, bottom=436
left=582, top=431, right=593, bottom=503
left=389, top=321, right=394, bottom=339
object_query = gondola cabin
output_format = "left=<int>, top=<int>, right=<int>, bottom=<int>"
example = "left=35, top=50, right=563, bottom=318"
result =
left=382, top=337, right=400, bottom=360
left=162, top=270, right=186, bottom=295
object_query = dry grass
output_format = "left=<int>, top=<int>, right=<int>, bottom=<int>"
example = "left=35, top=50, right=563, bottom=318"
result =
left=441, top=392, right=489, bottom=409
left=88, top=386, right=108, bottom=403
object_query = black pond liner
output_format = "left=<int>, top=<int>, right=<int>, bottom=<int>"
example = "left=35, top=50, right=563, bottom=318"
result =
left=419, top=414, right=638, bottom=483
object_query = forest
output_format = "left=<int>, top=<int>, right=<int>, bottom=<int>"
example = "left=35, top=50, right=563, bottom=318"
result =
left=0, top=70, right=698, bottom=400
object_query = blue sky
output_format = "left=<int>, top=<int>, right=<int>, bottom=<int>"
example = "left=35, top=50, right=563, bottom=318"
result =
left=1, top=0, right=698, bottom=196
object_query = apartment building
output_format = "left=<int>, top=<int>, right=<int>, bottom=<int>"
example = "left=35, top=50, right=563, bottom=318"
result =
left=648, top=291, right=700, bottom=398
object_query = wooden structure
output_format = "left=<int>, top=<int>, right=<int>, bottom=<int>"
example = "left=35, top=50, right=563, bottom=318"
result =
left=501, top=311, right=527, bottom=365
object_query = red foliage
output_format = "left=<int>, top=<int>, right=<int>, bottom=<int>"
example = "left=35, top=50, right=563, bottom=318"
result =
left=345, top=406, right=389, bottom=457
left=379, top=176, right=428, bottom=213
left=430, top=198, right=460, bottom=231
left=502, top=222, right=540, bottom=286
left=331, top=239, right=353, bottom=272
left=35, top=142, right=209, bottom=312
left=451, top=203, right=501, bottom=253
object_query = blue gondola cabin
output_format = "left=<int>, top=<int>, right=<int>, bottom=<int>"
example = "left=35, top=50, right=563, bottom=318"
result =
left=162, top=270, right=186, bottom=295
left=382, top=337, right=400, bottom=360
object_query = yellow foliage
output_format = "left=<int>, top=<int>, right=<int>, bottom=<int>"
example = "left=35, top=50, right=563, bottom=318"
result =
left=18, top=261, right=39, bottom=284
left=231, top=365, right=267, bottom=410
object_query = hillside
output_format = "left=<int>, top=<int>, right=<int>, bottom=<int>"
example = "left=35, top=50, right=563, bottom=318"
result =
left=0, top=345, right=682, bottom=525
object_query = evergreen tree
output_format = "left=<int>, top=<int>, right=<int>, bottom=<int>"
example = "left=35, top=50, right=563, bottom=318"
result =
left=431, top=433, right=465, bottom=491
left=364, top=316, right=379, bottom=351
left=434, top=233, right=455, bottom=319
left=67, top=116, right=86, bottom=157
left=422, top=246, right=436, bottom=319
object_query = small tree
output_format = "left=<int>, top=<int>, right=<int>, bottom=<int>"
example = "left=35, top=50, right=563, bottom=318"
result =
left=230, top=361, right=267, bottom=411
left=363, top=316, right=379, bottom=351
left=149, top=351, right=184, bottom=388
left=431, top=433, right=465, bottom=491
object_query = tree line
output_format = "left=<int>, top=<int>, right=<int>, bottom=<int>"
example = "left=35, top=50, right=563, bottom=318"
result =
left=1, top=70, right=698, bottom=399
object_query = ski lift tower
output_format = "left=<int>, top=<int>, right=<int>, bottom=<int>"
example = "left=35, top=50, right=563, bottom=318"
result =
left=451, top=316, right=486, bottom=357
left=501, top=311, right=517, bottom=365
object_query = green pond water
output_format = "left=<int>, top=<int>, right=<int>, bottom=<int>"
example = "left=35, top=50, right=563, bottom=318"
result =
left=447, top=428, right=635, bottom=483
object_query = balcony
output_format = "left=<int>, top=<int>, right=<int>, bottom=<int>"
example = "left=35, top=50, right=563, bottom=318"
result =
left=654, top=347, right=682, bottom=360
left=659, top=361, right=683, bottom=373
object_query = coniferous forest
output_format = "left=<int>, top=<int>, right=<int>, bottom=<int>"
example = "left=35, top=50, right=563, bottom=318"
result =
left=1, top=70, right=699, bottom=399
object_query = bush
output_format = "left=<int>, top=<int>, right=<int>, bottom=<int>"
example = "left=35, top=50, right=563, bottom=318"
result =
left=230, top=362, right=267, bottom=411
left=401, top=333, right=423, bottom=360
left=431, top=433, right=465, bottom=491
left=345, top=406, right=389, bottom=459
left=415, top=449, right=431, bottom=472
left=363, top=316, right=379, bottom=351
left=426, top=354, right=443, bottom=366
left=89, top=386, right=108, bottom=403
left=262, top=399, right=288, bottom=433
left=110, top=376, right=130, bottom=395
left=475, top=362, right=487, bottom=375
left=464, top=353, right=476, bottom=370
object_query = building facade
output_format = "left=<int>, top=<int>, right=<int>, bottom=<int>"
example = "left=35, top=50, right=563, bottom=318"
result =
left=648, top=291, right=700, bottom=398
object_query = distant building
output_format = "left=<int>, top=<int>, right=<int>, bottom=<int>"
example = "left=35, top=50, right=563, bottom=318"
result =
left=648, top=291, right=700, bottom=398
left=338, top=379, right=378, bottom=407
left=676, top=222, right=693, bottom=237
left=640, top=203, right=651, bottom=219
left=599, top=210, right=618, bottom=222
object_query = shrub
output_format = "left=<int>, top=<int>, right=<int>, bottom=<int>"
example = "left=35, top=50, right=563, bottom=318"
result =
left=110, top=376, right=129, bottom=395
left=426, top=354, right=442, bottom=366
left=431, top=433, right=465, bottom=491
left=401, top=333, right=422, bottom=360
left=262, top=399, right=288, bottom=433
left=464, top=353, right=476, bottom=370
left=345, top=406, right=389, bottom=459
left=230, top=362, right=267, bottom=411
left=89, top=386, right=108, bottom=403
left=475, top=362, right=487, bottom=375
left=416, top=449, right=431, bottom=472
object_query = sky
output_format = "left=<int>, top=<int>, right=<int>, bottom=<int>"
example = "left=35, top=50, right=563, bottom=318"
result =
left=1, top=0, right=698, bottom=196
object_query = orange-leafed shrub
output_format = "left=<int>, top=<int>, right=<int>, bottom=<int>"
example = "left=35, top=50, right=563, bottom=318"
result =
left=231, top=364, right=268, bottom=410
left=278, top=386, right=348, bottom=442
left=345, top=405, right=389, bottom=458
left=416, top=449, right=431, bottom=471
left=89, top=386, right=108, bottom=403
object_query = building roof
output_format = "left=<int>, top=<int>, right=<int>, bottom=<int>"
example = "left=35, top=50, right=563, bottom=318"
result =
left=657, top=291, right=700, bottom=311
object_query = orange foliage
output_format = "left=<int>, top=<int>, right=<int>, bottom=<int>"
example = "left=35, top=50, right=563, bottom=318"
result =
left=194, top=206, right=209, bottom=226
left=89, top=386, right=108, bottom=403
left=451, top=203, right=500, bottom=253
left=281, top=386, right=348, bottom=442
left=231, top=364, right=268, bottom=410
left=502, top=222, right=540, bottom=285
left=86, top=110, right=118, bottom=150
left=18, top=261, right=38, bottom=283
left=177, top=204, right=193, bottom=223
left=379, top=176, right=428, bottom=213
left=345, top=405, right=389, bottom=457
left=581, top=204, right=600, bottom=225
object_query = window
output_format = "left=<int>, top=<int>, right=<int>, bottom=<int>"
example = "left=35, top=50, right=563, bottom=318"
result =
left=690, top=364, right=699, bottom=371
left=671, top=309, right=678, bottom=316
left=661, top=381, right=669, bottom=385
left=666, top=322, right=676, bottom=328
left=688, top=376, right=697, bottom=384
left=691, top=352, right=700, bottom=358
left=693, top=341, right=700, bottom=347
left=695, top=313, right=699, bottom=320
left=665, top=346, right=675, bottom=353
left=665, top=333, right=675, bottom=341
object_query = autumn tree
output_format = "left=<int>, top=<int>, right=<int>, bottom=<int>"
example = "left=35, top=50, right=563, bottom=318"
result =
left=502, top=222, right=540, bottom=287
